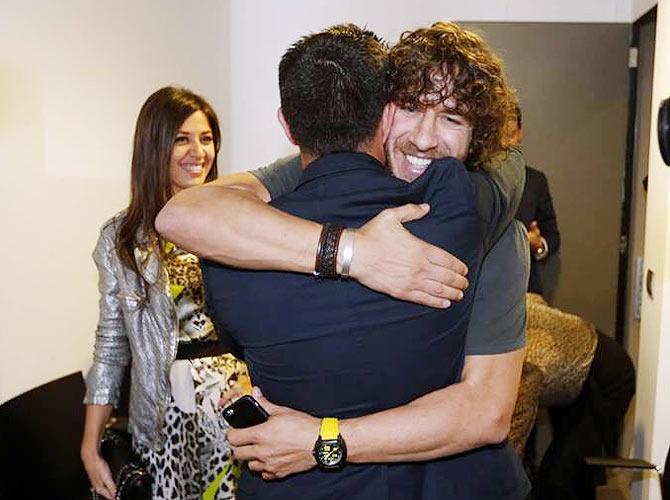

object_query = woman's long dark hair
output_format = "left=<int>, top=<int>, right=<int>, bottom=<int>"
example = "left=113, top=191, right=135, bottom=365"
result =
left=116, top=86, right=221, bottom=280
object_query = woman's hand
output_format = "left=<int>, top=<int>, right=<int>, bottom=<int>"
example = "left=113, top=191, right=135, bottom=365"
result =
left=227, top=387, right=320, bottom=480
left=81, top=405, right=116, bottom=499
left=81, top=442, right=117, bottom=499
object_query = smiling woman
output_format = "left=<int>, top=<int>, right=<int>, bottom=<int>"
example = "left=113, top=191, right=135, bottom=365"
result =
left=169, top=110, right=216, bottom=193
left=81, top=86, right=249, bottom=500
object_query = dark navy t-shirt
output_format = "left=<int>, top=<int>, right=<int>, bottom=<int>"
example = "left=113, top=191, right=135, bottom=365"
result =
left=203, top=152, right=487, bottom=499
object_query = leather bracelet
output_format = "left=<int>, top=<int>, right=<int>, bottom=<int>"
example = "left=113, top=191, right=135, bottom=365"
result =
left=339, top=229, right=355, bottom=279
left=319, top=225, right=342, bottom=278
left=330, top=226, right=344, bottom=277
left=312, top=223, right=330, bottom=278
left=314, top=224, right=343, bottom=279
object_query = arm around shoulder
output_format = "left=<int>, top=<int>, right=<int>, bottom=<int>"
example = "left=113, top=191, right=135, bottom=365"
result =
left=470, top=146, right=526, bottom=248
left=156, top=172, right=321, bottom=273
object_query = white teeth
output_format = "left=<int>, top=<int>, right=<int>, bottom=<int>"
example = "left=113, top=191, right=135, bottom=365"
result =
left=182, top=164, right=203, bottom=174
left=405, top=154, right=432, bottom=168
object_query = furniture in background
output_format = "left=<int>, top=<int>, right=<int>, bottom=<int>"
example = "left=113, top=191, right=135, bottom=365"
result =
left=0, top=371, right=90, bottom=499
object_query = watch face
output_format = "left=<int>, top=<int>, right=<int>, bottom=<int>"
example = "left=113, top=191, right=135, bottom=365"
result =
left=316, top=439, right=344, bottom=467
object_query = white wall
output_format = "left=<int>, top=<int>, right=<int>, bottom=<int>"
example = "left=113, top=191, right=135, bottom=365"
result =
left=633, top=0, right=658, bottom=19
left=0, top=0, right=228, bottom=403
left=223, top=0, right=634, bottom=173
left=633, top=1, right=670, bottom=498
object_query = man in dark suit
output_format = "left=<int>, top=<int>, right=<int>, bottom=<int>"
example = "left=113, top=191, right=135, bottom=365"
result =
left=510, top=105, right=561, bottom=296
left=199, top=24, right=521, bottom=500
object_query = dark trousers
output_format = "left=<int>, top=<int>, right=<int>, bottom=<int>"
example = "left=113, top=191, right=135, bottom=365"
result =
left=536, top=332, right=636, bottom=500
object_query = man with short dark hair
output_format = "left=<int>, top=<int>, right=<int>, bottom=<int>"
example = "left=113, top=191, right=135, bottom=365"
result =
left=158, top=22, right=530, bottom=499
left=201, top=24, right=487, bottom=498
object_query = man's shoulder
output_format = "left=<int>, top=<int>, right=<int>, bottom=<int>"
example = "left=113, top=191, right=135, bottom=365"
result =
left=525, top=165, right=547, bottom=182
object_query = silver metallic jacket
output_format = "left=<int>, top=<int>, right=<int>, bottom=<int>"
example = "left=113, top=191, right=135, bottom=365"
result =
left=83, top=213, right=178, bottom=450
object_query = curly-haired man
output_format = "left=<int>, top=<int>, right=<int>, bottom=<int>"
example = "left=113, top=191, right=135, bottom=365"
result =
left=158, top=22, right=530, bottom=499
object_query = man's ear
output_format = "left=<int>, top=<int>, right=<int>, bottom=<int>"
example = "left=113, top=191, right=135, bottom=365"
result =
left=277, top=107, right=297, bottom=145
left=381, top=102, right=397, bottom=143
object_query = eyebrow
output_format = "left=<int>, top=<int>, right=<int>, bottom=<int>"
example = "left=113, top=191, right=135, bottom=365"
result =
left=176, top=129, right=213, bottom=135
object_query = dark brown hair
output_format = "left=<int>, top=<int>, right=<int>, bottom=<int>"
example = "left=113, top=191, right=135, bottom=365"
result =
left=387, top=22, right=515, bottom=166
left=116, top=86, right=220, bottom=279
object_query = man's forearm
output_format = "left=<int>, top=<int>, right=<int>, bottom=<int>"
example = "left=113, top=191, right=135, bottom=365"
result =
left=229, top=348, right=525, bottom=478
left=157, top=175, right=320, bottom=272
left=341, top=349, right=524, bottom=462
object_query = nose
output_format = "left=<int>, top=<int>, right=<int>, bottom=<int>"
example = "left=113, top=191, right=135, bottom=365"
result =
left=189, top=139, right=205, bottom=158
left=409, top=112, right=438, bottom=152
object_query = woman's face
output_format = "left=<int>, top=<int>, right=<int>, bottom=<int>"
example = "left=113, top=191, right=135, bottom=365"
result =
left=169, top=110, right=216, bottom=194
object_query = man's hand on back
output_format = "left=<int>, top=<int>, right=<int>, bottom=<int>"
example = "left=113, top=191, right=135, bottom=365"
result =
left=350, top=203, right=469, bottom=309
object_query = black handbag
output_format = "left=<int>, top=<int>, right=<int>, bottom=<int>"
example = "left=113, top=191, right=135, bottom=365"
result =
left=93, top=427, right=152, bottom=500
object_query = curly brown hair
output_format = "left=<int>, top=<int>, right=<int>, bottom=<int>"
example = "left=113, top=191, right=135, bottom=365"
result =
left=387, top=22, right=516, bottom=166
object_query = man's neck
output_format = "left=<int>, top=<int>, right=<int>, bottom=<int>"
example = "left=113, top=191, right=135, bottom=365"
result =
left=299, top=143, right=385, bottom=169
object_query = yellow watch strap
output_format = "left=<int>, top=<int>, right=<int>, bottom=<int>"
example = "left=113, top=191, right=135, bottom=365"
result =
left=320, top=417, right=339, bottom=440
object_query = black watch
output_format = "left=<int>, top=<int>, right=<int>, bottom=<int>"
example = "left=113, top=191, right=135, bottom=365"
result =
left=312, top=417, right=347, bottom=471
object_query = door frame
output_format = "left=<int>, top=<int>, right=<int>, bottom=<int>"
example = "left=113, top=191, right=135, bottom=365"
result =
left=615, top=5, right=657, bottom=344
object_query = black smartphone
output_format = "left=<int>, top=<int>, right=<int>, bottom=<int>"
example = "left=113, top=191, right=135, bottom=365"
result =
left=222, top=395, right=270, bottom=428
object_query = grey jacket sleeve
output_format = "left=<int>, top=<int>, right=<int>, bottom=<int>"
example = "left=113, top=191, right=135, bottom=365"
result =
left=83, top=220, right=131, bottom=406
left=249, top=154, right=302, bottom=200
left=469, top=147, right=526, bottom=251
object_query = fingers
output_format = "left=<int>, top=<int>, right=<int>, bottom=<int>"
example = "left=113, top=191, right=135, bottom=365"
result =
left=248, top=459, right=281, bottom=481
left=84, top=454, right=116, bottom=500
left=227, top=426, right=256, bottom=447
left=91, top=486, right=114, bottom=500
left=232, top=444, right=261, bottom=462
left=247, top=459, right=264, bottom=472
left=254, top=395, right=281, bottom=416
left=424, top=245, right=468, bottom=278
left=219, top=387, right=244, bottom=408
left=250, top=387, right=285, bottom=416
left=423, top=279, right=465, bottom=302
left=380, top=203, right=430, bottom=224
left=248, top=459, right=280, bottom=480
left=99, top=464, right=117, bottom=498
left=96, top=459, right=116, bottom=499
left=404, top=291, right=452, bottom=309
left=90, top=473, right=115, bottom=500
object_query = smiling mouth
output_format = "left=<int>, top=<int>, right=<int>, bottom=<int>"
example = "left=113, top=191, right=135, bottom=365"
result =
left=404, top=154, right=433, bottom=176
left=181, top=163, right=204, bottom=175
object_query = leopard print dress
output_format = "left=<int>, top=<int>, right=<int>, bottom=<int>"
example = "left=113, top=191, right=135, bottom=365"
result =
left=134, top=244, right=249, bottom=500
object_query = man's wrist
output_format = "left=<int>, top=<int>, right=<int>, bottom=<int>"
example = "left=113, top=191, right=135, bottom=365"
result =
left=313, top=417, right=348, bottom=470
left=313, top=225, right=356, bottom=278
left=336, top=229, right=356, bottom=278
left=533, top=236, right=549, bottom=261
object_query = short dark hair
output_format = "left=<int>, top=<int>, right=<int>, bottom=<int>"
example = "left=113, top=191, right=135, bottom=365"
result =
left=278, top=24, right=389, bottom=157
left=388, top=22, right=516, bottom=166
